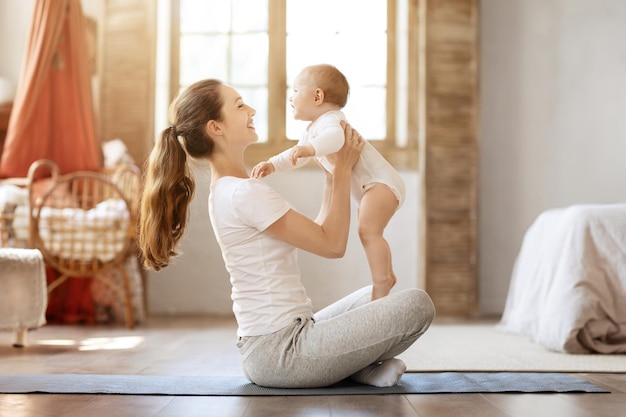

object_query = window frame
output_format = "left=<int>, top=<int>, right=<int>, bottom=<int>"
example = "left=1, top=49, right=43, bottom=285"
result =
left=170, top=0, right=418, bottom=169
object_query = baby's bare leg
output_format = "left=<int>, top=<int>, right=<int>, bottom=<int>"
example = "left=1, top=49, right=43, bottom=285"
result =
left=358, top=184, right=399, bottom=300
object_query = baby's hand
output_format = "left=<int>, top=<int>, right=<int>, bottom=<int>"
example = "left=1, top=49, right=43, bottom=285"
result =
left=251, top=161, right=275, bottom=178
left=289, top=145, right=315, bottom=165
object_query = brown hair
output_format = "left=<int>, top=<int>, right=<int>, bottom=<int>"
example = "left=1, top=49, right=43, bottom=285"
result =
left=306, top=64, right=350, bottom=108
left=138, top=79, right=224, bottom=271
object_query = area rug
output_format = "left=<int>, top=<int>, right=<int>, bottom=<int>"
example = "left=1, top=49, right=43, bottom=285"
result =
left=0, top=373, right=607, bottom=395
left=400, top=322, right=626, bottom=372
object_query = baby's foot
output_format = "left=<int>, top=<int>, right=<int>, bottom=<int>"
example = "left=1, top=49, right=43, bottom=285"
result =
left=371, top=274, right=397, bottom=300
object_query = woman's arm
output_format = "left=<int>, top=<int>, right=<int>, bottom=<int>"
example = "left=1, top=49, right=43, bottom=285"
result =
left=314, top=165, right=333, bottom=224
left=264, top=122, right=363, bottom=258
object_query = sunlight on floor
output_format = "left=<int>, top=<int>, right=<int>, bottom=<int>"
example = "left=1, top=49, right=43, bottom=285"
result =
left=36, top=336, right=144, bottom=351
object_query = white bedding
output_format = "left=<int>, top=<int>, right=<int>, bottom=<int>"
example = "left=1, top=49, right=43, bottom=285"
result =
left=498, top=203, right=626, bottom=353
left=0, top=184, right=29, bottom=247
left=37, top=199, right=130, bottom=262
left=0, top=187, right=130, bottom=262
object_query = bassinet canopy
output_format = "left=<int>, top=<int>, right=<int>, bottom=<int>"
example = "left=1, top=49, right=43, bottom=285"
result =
left=0, top=0, right=100, bottom=178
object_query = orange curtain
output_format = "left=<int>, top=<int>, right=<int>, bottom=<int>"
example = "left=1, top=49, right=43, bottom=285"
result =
left=0, top=0, right=100, bottom=178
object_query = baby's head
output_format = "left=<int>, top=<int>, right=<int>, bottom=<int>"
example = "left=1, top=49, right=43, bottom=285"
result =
left=300, top=64, right=350, bottom=108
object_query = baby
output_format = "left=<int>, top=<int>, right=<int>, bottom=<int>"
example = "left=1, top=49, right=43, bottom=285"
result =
left=252, top=64, right=405, bottom=300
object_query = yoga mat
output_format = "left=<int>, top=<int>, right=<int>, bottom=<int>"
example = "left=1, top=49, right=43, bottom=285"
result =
left=0, top=373, right=608, bottom=395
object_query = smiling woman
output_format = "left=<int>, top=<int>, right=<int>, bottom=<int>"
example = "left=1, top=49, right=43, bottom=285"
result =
left=138, top=78, right=435, bottom=388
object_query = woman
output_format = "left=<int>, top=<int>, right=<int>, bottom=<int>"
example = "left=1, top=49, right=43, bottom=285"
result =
left=139, top=79, right=435, bottom=388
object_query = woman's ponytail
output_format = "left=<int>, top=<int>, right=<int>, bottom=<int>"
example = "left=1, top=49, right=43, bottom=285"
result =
left=138, top=126, right=195, bottom=271
left=138, top=79, right=223, bottom=271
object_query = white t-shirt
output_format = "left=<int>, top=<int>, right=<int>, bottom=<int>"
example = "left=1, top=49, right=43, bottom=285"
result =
left=208, top=176, right=314, bottom=337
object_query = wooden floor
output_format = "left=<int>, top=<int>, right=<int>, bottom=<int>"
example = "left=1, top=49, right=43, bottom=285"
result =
left=1, top=316, right=625, bottom=417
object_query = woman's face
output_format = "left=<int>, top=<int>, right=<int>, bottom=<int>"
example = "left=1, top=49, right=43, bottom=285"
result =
left=289, top=70, right=318, bottom=121
left=218, top=84, right=258, bottom=145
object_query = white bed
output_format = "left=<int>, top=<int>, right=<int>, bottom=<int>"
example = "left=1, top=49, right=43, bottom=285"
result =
left=498, top=203, right=626, bottom=353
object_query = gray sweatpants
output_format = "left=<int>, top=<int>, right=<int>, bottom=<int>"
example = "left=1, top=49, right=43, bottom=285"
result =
left=236, top=286, right=435, bottom=388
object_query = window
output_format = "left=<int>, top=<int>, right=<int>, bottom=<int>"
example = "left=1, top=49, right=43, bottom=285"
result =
left=170, top=0, right=417, bottom=169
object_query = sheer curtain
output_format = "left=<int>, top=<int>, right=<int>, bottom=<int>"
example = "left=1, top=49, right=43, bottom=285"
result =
left=0, top=0, right=100, bottom=178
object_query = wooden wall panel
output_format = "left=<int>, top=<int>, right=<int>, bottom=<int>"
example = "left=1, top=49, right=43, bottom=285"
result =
left=98, top=0, right=156, bottom=166
left=419, top=0, right=479, bottom=316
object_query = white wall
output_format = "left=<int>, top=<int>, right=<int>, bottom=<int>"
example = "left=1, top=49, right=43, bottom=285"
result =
left=0, top=0, right=98, bottom=89
left=0, top=0, right=35, bottom=98
left=480, top=0, right=626, bottom=314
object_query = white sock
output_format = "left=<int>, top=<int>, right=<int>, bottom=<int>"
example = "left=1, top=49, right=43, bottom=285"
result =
left=350, top=358, right=407, bottom=387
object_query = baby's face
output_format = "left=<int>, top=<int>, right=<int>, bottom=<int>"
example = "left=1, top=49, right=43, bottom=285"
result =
left=289, top=70, right=318, bottom=121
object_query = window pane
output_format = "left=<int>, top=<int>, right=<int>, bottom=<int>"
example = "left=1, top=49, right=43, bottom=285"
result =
left=286, top=0, right=387, bottom=140
left=180, top=35, right=228, bottom=85
left=232, top=0, right=268, bottom=32
left=179, top=0, right=270, bottom=142
left=231, top=33, right=268, bottom=85
left=286, top=33, right=386, bottom=85
left=344, top=87, right=386, bottom=140
left=286, top=33, right=345, bottom=79
left=286, top=0, right=386, bottom=33
left=340, top=33, right=387, bottom=85
left=181, top=0, right=230, bottom=33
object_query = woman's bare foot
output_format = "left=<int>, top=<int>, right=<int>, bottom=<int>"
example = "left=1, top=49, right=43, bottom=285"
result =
left=350, top=358, right=407, bottom=387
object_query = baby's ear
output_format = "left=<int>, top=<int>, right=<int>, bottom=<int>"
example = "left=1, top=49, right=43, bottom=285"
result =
left=314, top=88, right=325, bottom=105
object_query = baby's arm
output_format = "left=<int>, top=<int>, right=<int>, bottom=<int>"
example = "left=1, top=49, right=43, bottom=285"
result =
left=286, top=123, right=344, bottom=167
left=269, top=145, right=311, bottom=172
left=251, top=160, right=275, bottom=178
left=308, top=119, right=346, bottom=158
left=289, top=144, right=316, bottom=165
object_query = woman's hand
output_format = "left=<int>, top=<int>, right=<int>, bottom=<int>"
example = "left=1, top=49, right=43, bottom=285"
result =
left=314, top=121, right=363, bottom=224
